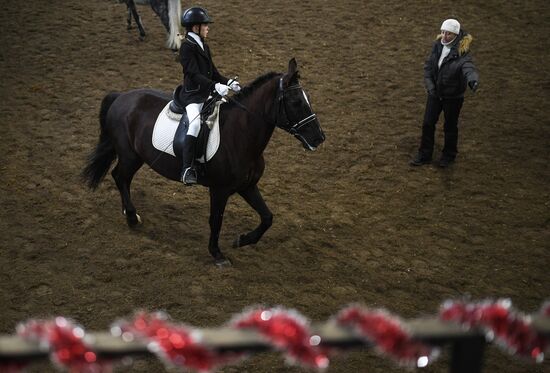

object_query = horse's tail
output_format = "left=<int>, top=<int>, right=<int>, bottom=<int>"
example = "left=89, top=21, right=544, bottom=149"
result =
left=166, top=0, right=182, bottom=50
left=82, top=92, right=120, bottom=190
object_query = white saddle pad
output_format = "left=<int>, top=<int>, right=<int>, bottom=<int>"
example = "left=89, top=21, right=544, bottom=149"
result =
left=152, top=101, right=221, bottom=163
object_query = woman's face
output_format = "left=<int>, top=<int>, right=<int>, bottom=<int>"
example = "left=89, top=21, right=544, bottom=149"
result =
left=199, top=24, right=209, bottom=39
left=441, top=30, right=457, bottom=44
left=192, top=24, right=209, bottom=38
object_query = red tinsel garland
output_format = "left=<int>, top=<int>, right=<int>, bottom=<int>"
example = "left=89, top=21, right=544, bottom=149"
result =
left=440, top=299, right=548, bottom=362
left=17, top=317, right=111, bottom=373
left=231, top=307, right=329, bottom=369
left=113, top=311, right=240, bottom=372
left=336, top=305, right=438, bottom=367
left=1, top=300, right=547, bottom=373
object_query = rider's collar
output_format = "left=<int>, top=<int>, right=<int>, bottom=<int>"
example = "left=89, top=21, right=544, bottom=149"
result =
left=188, top=32, right=204, bottom=51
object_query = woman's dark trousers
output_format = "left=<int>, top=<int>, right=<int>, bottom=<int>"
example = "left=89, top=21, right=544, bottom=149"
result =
left=419, top=95, right=464, bottom=160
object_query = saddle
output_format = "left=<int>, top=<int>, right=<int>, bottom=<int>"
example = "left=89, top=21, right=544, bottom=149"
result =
left=169, top=85, right=185, bottom=115
left=171, top=85, right=221, bottom=162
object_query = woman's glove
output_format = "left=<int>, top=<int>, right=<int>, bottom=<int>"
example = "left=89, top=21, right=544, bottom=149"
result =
left=214, top=83, right=230, bottom=96
left=229, top=81, right=241, bottom=92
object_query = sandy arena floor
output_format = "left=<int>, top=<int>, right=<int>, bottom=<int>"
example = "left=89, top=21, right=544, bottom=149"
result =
left=0, top=1, right=548, bottom=372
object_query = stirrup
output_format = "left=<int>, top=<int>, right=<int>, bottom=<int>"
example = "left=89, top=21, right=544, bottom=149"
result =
left=181, top=167, right=197, bottom=185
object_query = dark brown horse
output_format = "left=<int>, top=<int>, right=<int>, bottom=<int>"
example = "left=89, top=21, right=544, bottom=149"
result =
left=82, top=58, right=325, bottom=266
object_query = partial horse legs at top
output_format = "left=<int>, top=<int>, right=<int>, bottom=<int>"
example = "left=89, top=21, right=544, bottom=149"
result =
left=120, top=0, right=182, bottom=49
left=124, top=0, right=146, bottom=39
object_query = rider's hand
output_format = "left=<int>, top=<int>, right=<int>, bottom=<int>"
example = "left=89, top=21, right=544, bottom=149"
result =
left=469, top=80, right=479, bottom=93
left=214, top=83, right=230, bottom=96
left=229, top=81, right=241, bottom=92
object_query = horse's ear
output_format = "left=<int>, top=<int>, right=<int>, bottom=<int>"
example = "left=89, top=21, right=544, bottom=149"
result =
left=288, top=58, right=298, bottom=74
left=284, top=58, right=299, bottom=86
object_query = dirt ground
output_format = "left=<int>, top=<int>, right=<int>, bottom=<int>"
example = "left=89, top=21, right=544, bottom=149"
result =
left=0, top=0, right=549, bottom=372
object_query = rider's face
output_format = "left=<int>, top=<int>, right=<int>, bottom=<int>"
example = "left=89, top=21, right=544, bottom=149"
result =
left=199, top=24, right=209, bottom=38
left=192, top=24, right=209, bottom=38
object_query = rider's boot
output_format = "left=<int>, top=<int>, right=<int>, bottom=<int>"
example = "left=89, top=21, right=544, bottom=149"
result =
left=180, top=135, right=198, bottom=185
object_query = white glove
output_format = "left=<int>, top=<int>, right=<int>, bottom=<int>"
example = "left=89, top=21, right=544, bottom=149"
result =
left=214, top=83, right=230, bottom=96
left=229, top=81, right=241, bottom=92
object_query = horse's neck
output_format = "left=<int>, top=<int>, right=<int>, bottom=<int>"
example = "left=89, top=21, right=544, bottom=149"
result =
left=241, top=78, right=280, bottom=152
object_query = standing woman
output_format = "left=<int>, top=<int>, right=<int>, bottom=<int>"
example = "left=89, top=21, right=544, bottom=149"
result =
left=410, top=19, right=479, bottom=168
left=177, top=7, right=241, bottom=185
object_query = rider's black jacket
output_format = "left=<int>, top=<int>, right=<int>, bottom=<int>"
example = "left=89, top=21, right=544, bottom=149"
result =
left=178, top=33, right=229, bottom=106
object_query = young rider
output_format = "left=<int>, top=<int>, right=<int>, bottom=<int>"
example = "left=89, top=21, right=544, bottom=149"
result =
left=177, top=6, right=240, bottom=185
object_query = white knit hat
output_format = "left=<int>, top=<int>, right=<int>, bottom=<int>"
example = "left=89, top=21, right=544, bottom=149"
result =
left=441, top=19, right=460, bottom=34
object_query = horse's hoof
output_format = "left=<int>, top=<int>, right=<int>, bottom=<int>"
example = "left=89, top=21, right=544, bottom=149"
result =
left=123, top=210, right=142, bottom=227
left=214, top=257, right=232, bottom=268
left=233, top=234, right=256, bottom=248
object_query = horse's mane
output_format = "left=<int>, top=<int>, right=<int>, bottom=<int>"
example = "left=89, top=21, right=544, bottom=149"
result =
left=231, top=72, right=281, bottom=102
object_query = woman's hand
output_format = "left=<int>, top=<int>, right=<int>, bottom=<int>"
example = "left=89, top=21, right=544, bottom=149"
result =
left=229, top=81, right=241, bottom=92
left=214, top=83, right=230, bottom=96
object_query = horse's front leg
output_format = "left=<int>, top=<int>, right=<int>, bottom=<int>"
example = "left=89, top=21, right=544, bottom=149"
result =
left=127, top=0, right=146, bottom=39
left=233, top=184, right=273, bottom=248
left=126, top=4, right=132, bottom=30
left=208, top=188, right=232, bottom=267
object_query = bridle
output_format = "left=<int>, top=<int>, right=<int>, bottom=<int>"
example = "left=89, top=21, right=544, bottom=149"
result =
left=273, top=76, right=318, bottom=136
left=226, top=75, right=318, bottom=136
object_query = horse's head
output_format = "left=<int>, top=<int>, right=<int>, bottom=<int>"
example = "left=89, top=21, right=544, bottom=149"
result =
left=275, top=58, right=325, bottom=150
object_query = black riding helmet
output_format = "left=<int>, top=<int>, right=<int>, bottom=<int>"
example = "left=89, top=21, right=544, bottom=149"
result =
left=181, top=7, right=212, bottom=31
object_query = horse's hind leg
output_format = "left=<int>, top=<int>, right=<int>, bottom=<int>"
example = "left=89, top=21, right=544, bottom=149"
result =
left=150, top=0, right=170, bottom=33
left=233, top=185, right=273, bottom=248
left=112, top=156, right=144, bottom=227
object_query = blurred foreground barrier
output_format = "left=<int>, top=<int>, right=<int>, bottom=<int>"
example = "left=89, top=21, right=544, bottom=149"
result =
left=0, top=299, right=549, bottom=373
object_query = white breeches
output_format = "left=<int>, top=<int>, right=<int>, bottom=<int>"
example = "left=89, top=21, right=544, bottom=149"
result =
left=185, top=102, right=204, bottom=137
